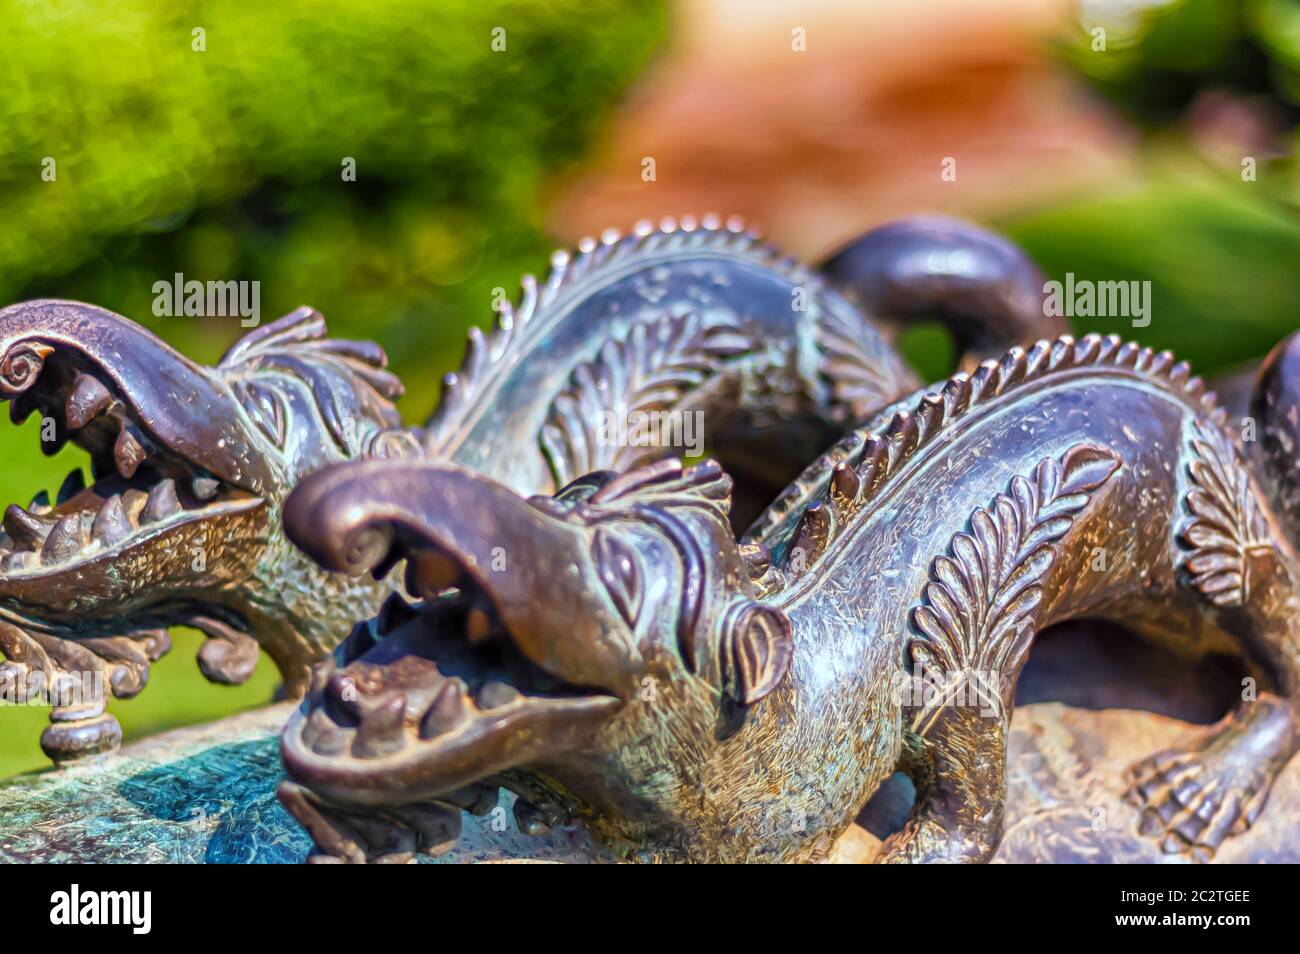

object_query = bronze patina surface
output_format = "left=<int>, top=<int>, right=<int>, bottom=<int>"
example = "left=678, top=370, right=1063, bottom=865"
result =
left=12, top=214, right=1280, bottom=867
left=7, top=677, right=1300, bottom=863
left=0, top=304, right=410, bottom=762
left=277, top=332, right=1300, bottom=863
left=0, top=216, right=1046, bottom=765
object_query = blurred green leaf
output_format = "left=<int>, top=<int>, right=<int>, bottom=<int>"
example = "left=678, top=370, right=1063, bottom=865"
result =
left=1001, top=157, right=1300, bottom=371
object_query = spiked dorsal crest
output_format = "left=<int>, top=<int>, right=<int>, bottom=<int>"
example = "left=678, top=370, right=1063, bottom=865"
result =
left=220, top=307, right=403, bottom=454
left=759, top=334, right=1225, bottom=576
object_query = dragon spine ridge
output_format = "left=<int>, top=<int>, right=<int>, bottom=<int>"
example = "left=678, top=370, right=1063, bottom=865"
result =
left=421, top=214, right=827, bottom=452
left=761, top=334, right=1226, bottom=579
left=539, top=311, right=755, bottom=488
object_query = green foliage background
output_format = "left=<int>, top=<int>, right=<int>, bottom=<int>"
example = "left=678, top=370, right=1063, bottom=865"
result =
left=0, top=0, right=668, bottom=776
left=987, top=0, right=1300, bottom=387
left=912, top=0, right=1300, bottom=385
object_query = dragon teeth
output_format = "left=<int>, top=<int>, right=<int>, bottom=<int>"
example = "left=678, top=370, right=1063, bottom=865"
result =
left=8, top=391, right=36, bottom=426
left=141, top=479, right=180, bottom=524
left=113, top=428, right=147, bottom=479
left=304, top=708, right=346, bottom=755
left=3, top=504, right=53, bottom=550
left=477, top=680, right=520, bottom=710
left=122, top=488, right=148, bottom=523
left=92, top=494, right=134, bottom=547
left=1, top=550, right=37, bottom=572
left=420, top=680, right=467, bottom=739
left=41, top=513, right=85, bottom=565
left=191, top=476, right=220, bottom=501
left=352, top=694, right=408, bottom=758
left=40, top=424, right=69, bottom=457
left=56, top=470, right=85, bottom=505
left=309, top=656, right=337, bottom=698
left=28, top=490, right=51, bottom=515
left=65, top=373, right=114, bottom=431
left=465, top=607, right=494, bottom=644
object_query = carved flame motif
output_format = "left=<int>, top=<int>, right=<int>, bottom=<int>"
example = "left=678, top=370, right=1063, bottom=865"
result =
left=0, top=616, right=170, bottom=752
left=1181, top=419, right=1271, bottom=606
left=908, top=445, right=1121, bottom=735
left=540, top=312, right=754, bottom=488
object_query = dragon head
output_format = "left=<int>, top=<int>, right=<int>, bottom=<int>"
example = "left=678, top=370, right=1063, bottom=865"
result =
left=279, top=456, right=793, bottom=833
left=0, top=300, right=415, bottom=709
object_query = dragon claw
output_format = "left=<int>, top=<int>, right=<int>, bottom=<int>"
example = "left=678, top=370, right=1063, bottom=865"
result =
left=276, top=779, right=463, bottom=864
left=1124, top=709, right=1292, bottom=861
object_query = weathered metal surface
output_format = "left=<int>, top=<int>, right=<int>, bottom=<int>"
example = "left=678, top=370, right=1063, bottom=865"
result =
left=0, top=216, right=1043, bottom=766
left=0, top=617, right=1292, bottom=863
left=276, top=333, right=1300, bottom=863
left=0, top=305, right=411, bottom=763
left=819, top=214, right=1064, bottom=366
left=0, top=703, right=616, bottom=863
left=9, top=216, right=1289, bottom=866
left=0, top=705, right=306, bottom=863
left=996, top=704, right=1300, bottom=864
left=6, top=692, right=1300, bottom=864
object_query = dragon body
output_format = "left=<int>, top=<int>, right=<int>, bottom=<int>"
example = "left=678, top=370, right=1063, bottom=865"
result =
left=0, top=216, right=1044, bottom=762
left=278, top=334, right=1300, bottom=863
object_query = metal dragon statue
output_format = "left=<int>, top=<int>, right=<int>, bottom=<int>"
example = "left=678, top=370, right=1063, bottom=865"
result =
left=0, top=303, right=411, bottom=760
left=0, top=215, right=1050, bottom=763
left=276, top=331, right=1300, bottom=863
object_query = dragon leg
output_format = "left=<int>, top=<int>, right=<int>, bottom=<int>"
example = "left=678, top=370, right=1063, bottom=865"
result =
left=876, top=703, right=1012, bottom=863
left=1125, top=694, right=1300, bottom=860
left=733, top=335, right=1300, bottom=864
left=1123, top=552, right=1300, bottom=859
left=1123, top=339, right=1300, bottom=860
left=876, top=434, right=1300, bottom=864
left=871, top=446, right=1124, bottom=863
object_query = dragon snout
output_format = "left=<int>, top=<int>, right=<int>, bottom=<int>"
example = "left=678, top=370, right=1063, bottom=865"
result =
left=0, top=299, right=275, bottom=492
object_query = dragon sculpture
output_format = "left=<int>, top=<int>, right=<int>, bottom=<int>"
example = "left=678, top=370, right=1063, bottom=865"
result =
left=0, top=303, right=411, bottom=761
left=0, top=215, right=1050, bottom=763
left=276, top=331, right=1300, bottom=864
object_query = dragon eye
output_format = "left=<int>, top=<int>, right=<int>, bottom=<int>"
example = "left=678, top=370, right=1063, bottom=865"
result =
left=594, top=529, right=643, bottom=629
left=234, top=380, right=287, bottom=447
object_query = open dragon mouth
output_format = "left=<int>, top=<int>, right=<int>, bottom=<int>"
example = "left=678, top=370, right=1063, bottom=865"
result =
left=282, top=540, right=622, bottom=807
left=0, top=360, right=263, bottom=614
